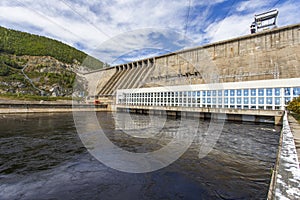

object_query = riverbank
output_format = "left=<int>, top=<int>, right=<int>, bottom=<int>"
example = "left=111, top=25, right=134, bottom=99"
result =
left=0, top=99, right=72, bottom=105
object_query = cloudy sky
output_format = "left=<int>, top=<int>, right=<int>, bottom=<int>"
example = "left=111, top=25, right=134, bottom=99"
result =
left=0, top=0, right=299, bottom=65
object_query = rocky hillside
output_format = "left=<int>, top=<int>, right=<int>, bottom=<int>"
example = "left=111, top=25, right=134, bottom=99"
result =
left=0, top=26, right=105, bottom=97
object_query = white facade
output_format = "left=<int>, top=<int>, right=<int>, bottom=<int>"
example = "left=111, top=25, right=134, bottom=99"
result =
left=116, top=78, right=300, bottom=111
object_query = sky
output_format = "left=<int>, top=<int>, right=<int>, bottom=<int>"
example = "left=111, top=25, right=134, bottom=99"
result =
left=0, top=0, right=299, bottom=65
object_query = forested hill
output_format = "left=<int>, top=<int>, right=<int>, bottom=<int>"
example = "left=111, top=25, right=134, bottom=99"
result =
left=0, top=26, right=103, bottom=69
left=0, top=26, right=105, bottom=97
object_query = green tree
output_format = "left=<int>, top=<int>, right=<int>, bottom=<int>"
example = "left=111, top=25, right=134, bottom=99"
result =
left=287, top=97, right=300, bottom=114
left=0, top=64, right=10, bottom=76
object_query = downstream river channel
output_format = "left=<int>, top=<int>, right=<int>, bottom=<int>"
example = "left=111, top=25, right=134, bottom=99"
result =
left=0, top=112, right=280, bottom=200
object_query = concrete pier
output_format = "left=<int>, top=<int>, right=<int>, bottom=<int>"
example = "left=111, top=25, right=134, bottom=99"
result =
left=289, top=115, right=300, bottom=166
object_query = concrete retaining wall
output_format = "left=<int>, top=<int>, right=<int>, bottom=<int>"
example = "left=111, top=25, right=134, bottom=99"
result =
left=0, top=103, right=108, bottom=114
left=116, top=105, right=284, bottom=125
left=268, top=112, right=300, bottom=199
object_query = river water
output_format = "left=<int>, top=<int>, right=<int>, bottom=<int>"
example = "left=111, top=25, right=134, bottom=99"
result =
left=0, top=112, right=280, bottom=200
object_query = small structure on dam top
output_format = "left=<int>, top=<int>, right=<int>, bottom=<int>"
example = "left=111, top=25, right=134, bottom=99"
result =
left=250, top=9, right=279, bottom=34
left=85, top=22, right=300, bottom=125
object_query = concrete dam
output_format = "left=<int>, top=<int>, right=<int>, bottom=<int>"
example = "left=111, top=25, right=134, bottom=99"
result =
left=84, top=23, right=300, bottom=125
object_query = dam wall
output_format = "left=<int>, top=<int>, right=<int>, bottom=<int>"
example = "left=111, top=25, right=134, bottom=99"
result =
left=149, top=23, right=300, bottom=86
left=90, top=23, right=300, bottom=97
left=81, top=67, right=116, bottom=96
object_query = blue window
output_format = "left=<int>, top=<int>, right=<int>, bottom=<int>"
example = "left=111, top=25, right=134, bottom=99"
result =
left=251, top=97, right=256, bottom=104
left=202, top=99, right=206, bottom=103
left=251, top=89, right=256, bottom=96
left=212, top=90, right=217, bottom=96
left=230, top=98, right=235, bottom=104
left=218, top=90, right=222, bottom=96
left=275, top=88, right=280, bottom=96
left=224, top=90, right=229, bottom=96
left=258, top=97, right=264, bottom=104
left=218, top=98, right=222, bottom=103
left=284, top=88, right=290, bottom=96
left=197, top=91, right=200, bottom=96
left=202, top=91, right=206, bottom=96
left=224, top=98, right=228, bottom=104
left=266, top=88, right=272, bottom=96
left=207, top=91, right=211, bottom=97
left=275, top=97, right=280, bottom=105
left=188, top=91, right=191, bottom=96
left=212, top=98, right=216, bottom=104
left=237, top=98, right=242, bottom=104
left=207, top=98, right=211, bottom=103
left=237, top=90, right=242, bottom=96
left=175, top=92, right=178, bottom=97
left=293, top=87, right=300, bottom=96
left=267, top=97, right=272, bottom=104
left=244, top=89, right=249, bottom=96
left=230, top=90, right=235, bottom=96
left=244, top=98, right=249, bottom=104
left=258, top=89, right=264, bottom=96
left=285, top=97, right=291, bottom=103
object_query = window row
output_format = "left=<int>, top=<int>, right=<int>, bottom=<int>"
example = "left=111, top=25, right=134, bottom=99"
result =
left=121, top=97, right=287, bottom=105
left=123, top=87, right=300, bottom=98
left=118, top=87, right=300, bottom=110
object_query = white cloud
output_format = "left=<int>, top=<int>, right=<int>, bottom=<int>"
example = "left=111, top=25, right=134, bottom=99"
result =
left=204, top=14, right=253, bottom=42
left=0, top=0, right=298, bottom=65
left=204, top=0, right=300, bottom=43
left=276, top=2, right=300, bottom=26
left=90, top=28, right=194, bottom=64
left=236, top=0, right=272, bottom=12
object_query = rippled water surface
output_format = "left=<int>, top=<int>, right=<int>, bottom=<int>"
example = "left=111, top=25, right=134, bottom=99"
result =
left=0, top=112, right=280, bottom=200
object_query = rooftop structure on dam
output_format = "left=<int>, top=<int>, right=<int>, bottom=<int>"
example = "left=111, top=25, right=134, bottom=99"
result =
left=84, top=23, right=300, bottom=124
